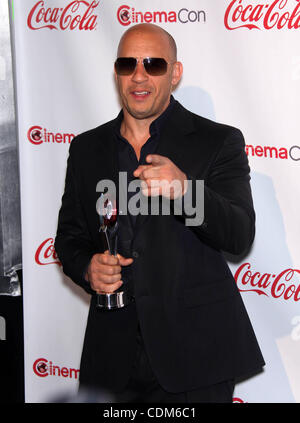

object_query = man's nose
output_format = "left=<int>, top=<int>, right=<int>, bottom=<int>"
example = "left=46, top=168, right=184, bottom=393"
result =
left=131, top=60, right=148, bottom=82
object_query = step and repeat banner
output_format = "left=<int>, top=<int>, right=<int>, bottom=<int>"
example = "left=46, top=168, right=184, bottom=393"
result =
left=10, top=0, right=300, bottom=402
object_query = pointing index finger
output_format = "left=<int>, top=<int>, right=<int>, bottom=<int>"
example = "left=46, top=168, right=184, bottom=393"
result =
left=146, top=154, right=166, bottom=166
left=133, top=165, right=150, bottom=178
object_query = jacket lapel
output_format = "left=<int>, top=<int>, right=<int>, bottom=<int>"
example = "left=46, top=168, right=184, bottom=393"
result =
left=90, top=121, right=121, bottom=247
left=134, top=101, right=198, bottom=234
left=94, top=119, right=135, bottom=241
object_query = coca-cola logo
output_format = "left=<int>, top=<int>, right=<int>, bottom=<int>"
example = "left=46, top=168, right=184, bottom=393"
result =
left=27, top=125, right=75, bottom=145
left=233, top=397, right=248, bottom=403
left=33, top=357, right=80, bottom=379
left=235, top=262, right=300, bottom=301
left=225, top=0, right=300, bottom=30
left=35, top=238, right=61, bottom=266
left=27, top=0, right=99, bottom=31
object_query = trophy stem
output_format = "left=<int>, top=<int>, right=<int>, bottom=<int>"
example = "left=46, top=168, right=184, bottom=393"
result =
left=103, top=230, right=113, bottom=255
left=96, top=198, right=130, bottom=309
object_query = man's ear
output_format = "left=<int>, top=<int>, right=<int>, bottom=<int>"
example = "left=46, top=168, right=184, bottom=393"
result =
left=171, top=61, right=183, bottom=87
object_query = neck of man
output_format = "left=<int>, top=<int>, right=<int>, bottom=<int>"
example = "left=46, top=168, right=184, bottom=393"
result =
left=120, top=112, right=151, bottom=149
left=120, top=97, right=171, bottom=149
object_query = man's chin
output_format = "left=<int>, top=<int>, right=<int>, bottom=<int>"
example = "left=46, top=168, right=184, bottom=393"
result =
left=127, top=107, right=156, bottom=120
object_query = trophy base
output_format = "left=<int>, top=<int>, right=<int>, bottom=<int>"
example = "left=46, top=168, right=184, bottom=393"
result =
left=96, top=290, right=134, bottom=310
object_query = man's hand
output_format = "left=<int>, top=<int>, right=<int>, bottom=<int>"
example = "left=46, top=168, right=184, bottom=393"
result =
left=85, top=251, right=133, bottom=294
left=133, top=154, right=187, bottom=199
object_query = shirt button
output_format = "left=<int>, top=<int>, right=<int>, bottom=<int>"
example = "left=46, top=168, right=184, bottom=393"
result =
left=132, top=251, right=139, bottom=258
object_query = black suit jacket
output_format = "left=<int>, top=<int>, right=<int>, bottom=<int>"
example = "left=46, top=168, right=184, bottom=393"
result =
left=54, top=100, right=265, bottom=393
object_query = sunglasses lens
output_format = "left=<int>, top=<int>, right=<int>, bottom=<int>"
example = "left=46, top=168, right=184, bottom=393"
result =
left=144, top=58, right=168, bottom=76
left=115, top=57, right=137, bottom=75
left=115, top=57, right=169, bottom=76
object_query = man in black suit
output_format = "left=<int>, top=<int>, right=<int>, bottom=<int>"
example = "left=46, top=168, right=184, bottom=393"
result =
left=55, top=23, right=265, bottom=403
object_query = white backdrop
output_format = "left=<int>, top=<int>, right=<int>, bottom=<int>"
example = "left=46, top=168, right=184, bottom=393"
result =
left=10, top=0, right=300, bottom=402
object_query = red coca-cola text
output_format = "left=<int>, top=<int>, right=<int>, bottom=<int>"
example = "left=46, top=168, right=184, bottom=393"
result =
left=27, top=0, right=99, bottom=31
left=35, top=238, right=61, bottom=266
left=224, top=0, right=300, bottom=30
left=234, top=262, right=300, bottom=301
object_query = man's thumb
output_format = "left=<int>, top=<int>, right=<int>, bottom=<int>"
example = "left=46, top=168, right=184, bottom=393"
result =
left=117, top=254, right=134, bottom=266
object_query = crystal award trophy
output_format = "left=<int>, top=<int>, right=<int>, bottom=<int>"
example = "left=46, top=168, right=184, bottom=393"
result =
left=95, top=193, right=131, bottom=310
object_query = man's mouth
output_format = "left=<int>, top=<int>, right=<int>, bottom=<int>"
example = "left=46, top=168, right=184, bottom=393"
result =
left=130, top=90, right=151, bottom=99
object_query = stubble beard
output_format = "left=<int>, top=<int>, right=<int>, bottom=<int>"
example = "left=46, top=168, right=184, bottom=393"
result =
left=122, top=92, right=171, bottom=121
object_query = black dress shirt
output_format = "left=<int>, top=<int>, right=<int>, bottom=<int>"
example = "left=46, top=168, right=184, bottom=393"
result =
left=114, top=96, right=176, bottom=291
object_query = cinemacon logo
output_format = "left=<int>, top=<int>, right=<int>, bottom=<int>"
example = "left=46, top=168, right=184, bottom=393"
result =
left=235, top=262, right=300, bottom=301
left=27, top=125, right=75, bottom=145
left=245, top=144, right=300, bottom=161
left=117, top=5, right=206, bottom=26
left=27, top=0, right=99, bottom=31
left=225, top=0, right=300, bottom=30
left=33, top=358, right=80, bottom=379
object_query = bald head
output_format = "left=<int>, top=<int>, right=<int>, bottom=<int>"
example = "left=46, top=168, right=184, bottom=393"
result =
left=114, top=23, right=183, bottom=122
left=117, top=24, right=177, bottom=62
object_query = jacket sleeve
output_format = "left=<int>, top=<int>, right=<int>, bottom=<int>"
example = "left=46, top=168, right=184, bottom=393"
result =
left=177, top=128, right=255, bottom=255
left=54, top=139, right=95, bottom=294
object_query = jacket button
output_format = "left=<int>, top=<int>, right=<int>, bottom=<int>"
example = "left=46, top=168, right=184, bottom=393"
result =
left=132, top=251, right=139, bottom=258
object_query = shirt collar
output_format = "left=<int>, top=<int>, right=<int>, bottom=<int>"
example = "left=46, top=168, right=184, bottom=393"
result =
left=114, top=95, right=176, bottom=138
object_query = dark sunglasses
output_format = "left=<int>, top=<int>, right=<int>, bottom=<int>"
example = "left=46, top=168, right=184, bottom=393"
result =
left=114, top=57, right=175, bottom=76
